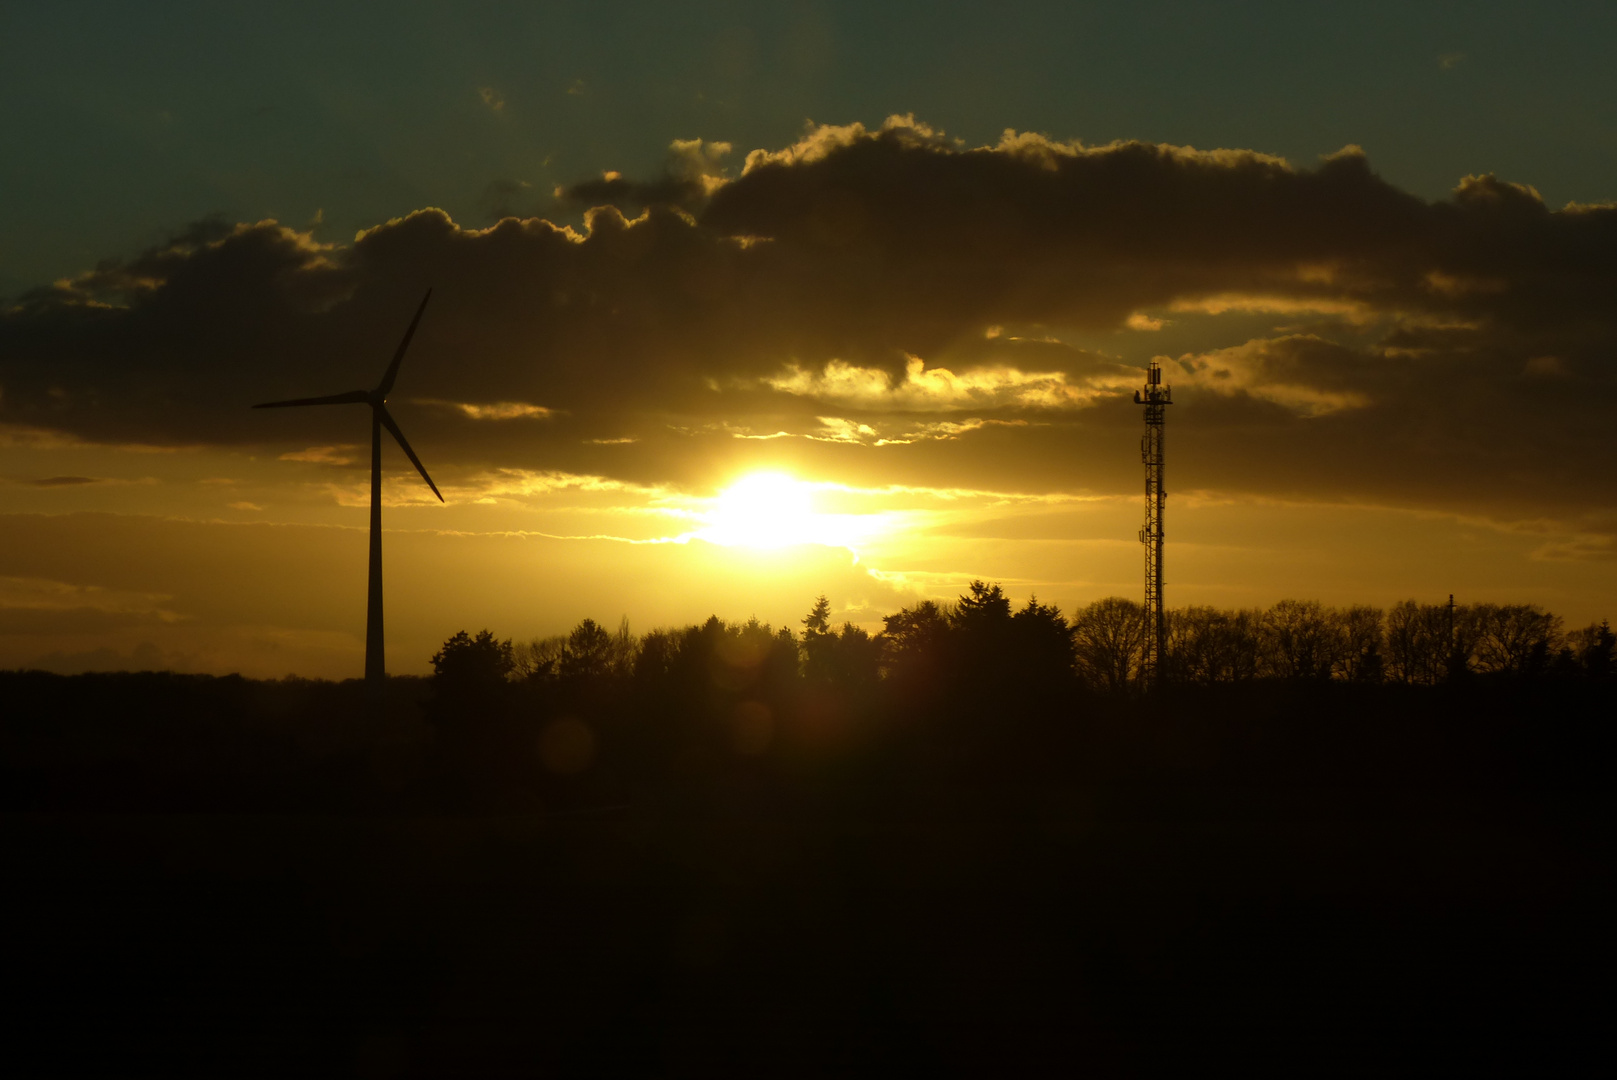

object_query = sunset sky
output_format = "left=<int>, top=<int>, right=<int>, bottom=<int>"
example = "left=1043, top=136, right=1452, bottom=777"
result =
left=4, top=1, right=1616, bottom=677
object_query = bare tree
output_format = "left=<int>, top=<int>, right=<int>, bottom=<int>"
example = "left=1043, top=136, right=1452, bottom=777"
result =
left=1260, top=600, right=1344, bottom=680
left=1072, top=597, right=1145, bottom=691
left=610, top=615, right=639, bottom=677
left=512, top=635, right=566, bottom=681
left=1385, top=600, right=1453, bottom=684
left=1337, top=605, right=1385, bottom=681
left=1472, top=603, right=1563, bottom=675
left=1167, top=607, right=1217, bottom=684
left=1166, top=606, right=1263, bottom=684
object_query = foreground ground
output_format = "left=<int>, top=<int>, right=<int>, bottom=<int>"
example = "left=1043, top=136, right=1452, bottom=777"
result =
left=3, top=672, right=1609, bottom=1076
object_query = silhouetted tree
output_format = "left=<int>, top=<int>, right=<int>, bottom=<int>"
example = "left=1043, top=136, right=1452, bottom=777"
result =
left=632, top=615, right=798, bottom=720
left=1449, top=603, right=1486, bottom=681
left=1472, top=603, right=1563, bottom=676
left=950, top=581, right=1016, bottom=683
left=634, top=628, right=680, bottom=684
left=951, top=580, right=1012, bottom=633
left=1009, top=596, right=1076, bottom=682
left=431, top=629, right=514, bottom=691
left=1570, top=619, right=1616, bottom=680
left=879, top=599, right=952, bottom=682
left=1072, top=597, right=1145, bottom=691
left=512, top=635, right=566, bottom=681
left=1167, top=606, right=1262, bottom=685
left=801, top=595, right=836, bottom=680
left=803, top=595, right=832, bottom=636
left=834, top=624, right=883, bottom=688
left=1260, top=600, right=1343, bottom=680
left=1386, top=600, right=1454, bottom=684
left=1353, top=640, right=1386, bottom=683
left=1338, top=606, right=1385, bottom=682
left=802, top=596, right=882, bottom=689
left=560, top=618, right=617, bottom=681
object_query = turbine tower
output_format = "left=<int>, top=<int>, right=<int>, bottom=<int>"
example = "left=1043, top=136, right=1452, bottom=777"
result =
left=254, top=290, right=443, bottom=689
left=1134, top=358, right=1172, bottom=685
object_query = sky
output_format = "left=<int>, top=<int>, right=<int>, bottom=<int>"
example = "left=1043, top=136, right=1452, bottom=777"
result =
left=3, top=1, right=1616, bottom=677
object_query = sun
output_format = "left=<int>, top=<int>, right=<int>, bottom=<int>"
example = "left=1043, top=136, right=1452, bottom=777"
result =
left=697, top=472, right=873, bottom=551
left=701, top=472, right=818, bottom=549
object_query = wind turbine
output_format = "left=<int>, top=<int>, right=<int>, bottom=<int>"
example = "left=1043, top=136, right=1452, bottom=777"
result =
left=254, top=289, right=443, bottom=688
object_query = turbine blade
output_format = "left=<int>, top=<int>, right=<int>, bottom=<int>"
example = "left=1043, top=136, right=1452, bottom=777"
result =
left=252, top=390, right=370, bottom=408
left=374, top=289, right=432, bottom=398
left=377, top=404, right=443, bottom=502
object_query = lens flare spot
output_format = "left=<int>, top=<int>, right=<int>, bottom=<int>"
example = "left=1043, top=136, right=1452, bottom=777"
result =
left=539, top=717, right=596, bottom=774
left=731, top=700, right=773, bottom=755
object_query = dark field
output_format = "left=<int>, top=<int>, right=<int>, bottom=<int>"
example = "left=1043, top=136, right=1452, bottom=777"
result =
left=2, top=671, right=1609, bottom=1076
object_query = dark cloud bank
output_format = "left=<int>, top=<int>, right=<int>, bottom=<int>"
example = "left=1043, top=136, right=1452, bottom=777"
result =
left=2, top=117, right=1614, bottom=537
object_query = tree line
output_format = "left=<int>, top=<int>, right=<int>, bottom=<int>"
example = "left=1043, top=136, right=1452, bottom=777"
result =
left=433, top=585, right=1615, bottom=695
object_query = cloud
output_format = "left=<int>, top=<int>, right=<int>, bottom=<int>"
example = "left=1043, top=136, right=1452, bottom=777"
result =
left=280, top=446, right=358, bottom=465
left=27, top=475, right=104, bottom=486
left=9, top=473, right=154, bottom=488
left=478, top=86, right=505, bottom=112
left=414, top=399, right=554, bottom=420
left=763, top=355, right=1119, bottom=412
left=1172, top=336, right=1376, bottom=416
left=812, top=416, right=881, bottom=443
left=2, top=118, right=1615, bottom=538
left=559, top=138, right=734, bottom=210
left=0, top=575, right=182, bottom=634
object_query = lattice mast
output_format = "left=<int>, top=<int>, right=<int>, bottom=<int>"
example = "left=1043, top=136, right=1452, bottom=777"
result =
left=1135, top=360, right=1172, bottom=684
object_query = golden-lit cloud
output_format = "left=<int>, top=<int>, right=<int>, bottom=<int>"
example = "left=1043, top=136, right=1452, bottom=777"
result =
left=763, top=356, right=1119, bottom=411
left=0, top=574, right=173, bottom=614
left=280, top=446, right=358, bottom=465
left=1173, top=336, right=1375, bottom=416
left=1168, top=293, right=1375, bottom=322
left=559, top=138, right=734, bottom=209
left=414, top=399, right=555, bottom=421
left=801, top=415, right=1034, bottom=447
left=3, top=115, right=1616, bottom=564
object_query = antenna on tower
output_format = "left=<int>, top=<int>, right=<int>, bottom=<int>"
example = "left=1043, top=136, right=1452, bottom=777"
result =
left=1134, top=358, right=1171, bottom=685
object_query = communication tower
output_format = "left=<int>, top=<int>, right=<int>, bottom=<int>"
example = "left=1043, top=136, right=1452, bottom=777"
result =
left=1134, top=359, right=1172, bottom=684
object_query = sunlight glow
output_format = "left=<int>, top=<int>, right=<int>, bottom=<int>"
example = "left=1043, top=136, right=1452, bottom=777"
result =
left=695, top=472, right=880, bottom=551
